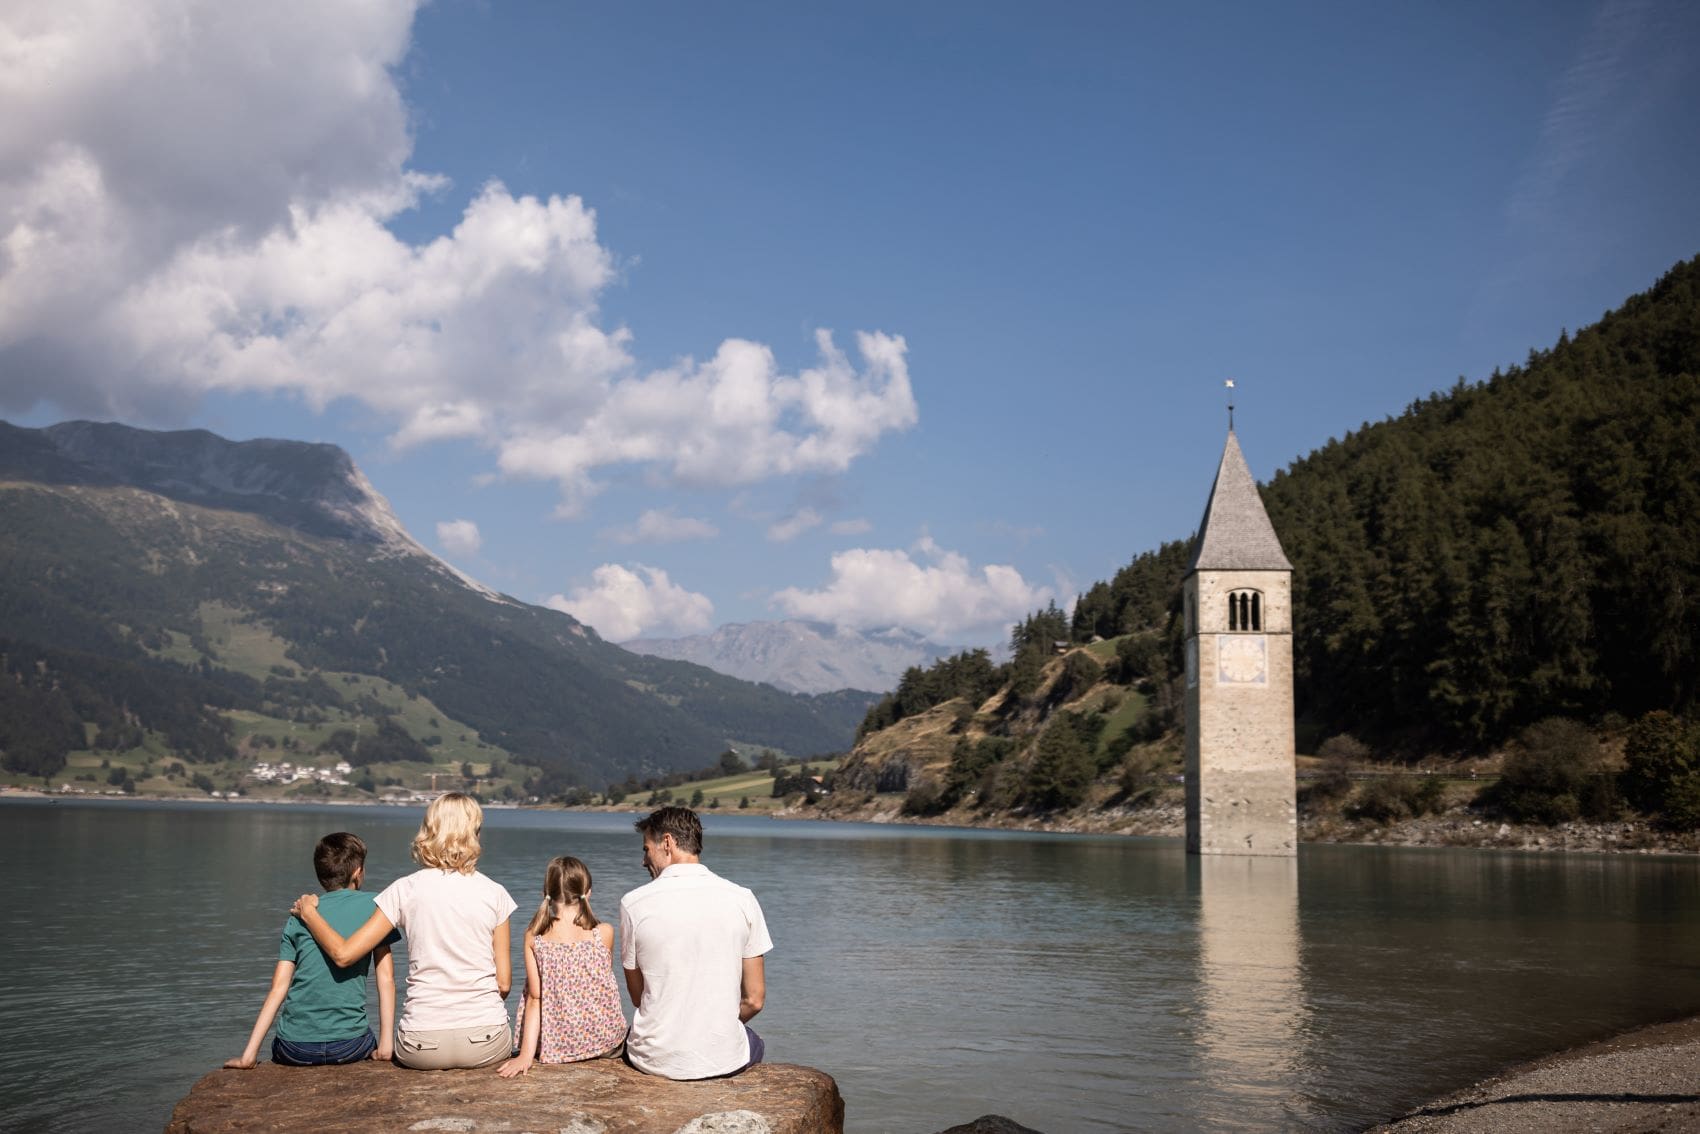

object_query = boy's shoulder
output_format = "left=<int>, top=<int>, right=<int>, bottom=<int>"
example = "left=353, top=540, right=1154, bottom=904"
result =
left=319, top=887, right=379, bottom=910
left=306, top=887, right=399, bottom=948
left=316, top=886, right=381, bottom=931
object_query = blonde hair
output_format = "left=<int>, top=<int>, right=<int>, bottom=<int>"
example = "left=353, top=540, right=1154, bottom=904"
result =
left=526, top=855, right=599, bottom=936
left=411, top=792, right=483, bottom=873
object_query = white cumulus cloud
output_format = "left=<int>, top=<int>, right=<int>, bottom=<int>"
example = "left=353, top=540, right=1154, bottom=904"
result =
left=605, top=508, right=719, bottom=545
left=495, top=329, right=916, bottom=506
left=435, top=519, right=482, bottom=556
left=0, top=0, right=917, bottom=509
left=772, top=536, right=1052, bottom=643
left=545, top=564, right=714, bottom=642
left=767, top=507, right=822, bottom=543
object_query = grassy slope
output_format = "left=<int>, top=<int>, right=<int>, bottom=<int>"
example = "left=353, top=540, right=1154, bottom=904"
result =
left=829, top=636, right=1181, bottom=822
left=615, top=758, right=846, bottom=815
left=35, top=597, right=529, bottom=800
left=1, top=480, right=868, bottom=795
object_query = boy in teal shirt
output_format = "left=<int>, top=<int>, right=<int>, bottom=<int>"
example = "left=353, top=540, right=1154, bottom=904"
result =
left=226, top=832, right=400, bottom=1067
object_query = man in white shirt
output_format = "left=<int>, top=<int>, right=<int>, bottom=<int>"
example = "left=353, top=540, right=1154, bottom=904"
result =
left=620, top=806, right=773, bottom=1079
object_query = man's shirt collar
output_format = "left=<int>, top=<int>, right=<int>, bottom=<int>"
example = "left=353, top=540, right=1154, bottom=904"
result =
left=656, top=862, right=711, bottom=880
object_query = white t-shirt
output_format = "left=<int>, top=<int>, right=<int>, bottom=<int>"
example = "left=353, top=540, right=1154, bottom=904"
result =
left=375, top=867, right=517, bottom=1032
left=620, top=862, right=773, bottom=1079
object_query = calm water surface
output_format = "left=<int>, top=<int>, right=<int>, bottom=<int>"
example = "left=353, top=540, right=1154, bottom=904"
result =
left=3, top=799, right=1699, bottom=1132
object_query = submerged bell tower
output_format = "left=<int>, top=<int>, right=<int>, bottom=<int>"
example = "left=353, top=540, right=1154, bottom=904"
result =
left=1183, top=429, right=1296, bottom=857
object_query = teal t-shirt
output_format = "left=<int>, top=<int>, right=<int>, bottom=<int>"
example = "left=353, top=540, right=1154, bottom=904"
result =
left=275, top=888, right=401, bottom=1043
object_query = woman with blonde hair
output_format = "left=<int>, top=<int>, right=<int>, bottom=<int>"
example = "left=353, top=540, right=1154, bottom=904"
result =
left=292, top=792, right=518, bottom=1069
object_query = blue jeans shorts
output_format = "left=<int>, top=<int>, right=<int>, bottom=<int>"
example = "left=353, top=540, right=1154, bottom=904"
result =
left=272, top=1028, right=378, bottom=1066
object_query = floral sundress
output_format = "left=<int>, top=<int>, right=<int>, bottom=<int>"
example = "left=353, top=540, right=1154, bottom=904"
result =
left=534, top=936, right=628, bottom=1062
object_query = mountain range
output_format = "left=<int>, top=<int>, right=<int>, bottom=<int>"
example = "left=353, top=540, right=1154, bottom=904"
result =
left=622, top=621, right=960, bottom=695
left=0, top=421, right=873, bottom=789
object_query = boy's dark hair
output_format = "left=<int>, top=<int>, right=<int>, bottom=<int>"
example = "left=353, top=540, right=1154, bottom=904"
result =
left=314, top=832, right=369, bottom=889
left=634, top=806, right=702, bottom=855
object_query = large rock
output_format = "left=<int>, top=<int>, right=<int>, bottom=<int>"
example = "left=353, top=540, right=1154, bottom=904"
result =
left=934, top=1118, right=1044, bottom=1134
left=166, top=1060, right=843, bottom=1134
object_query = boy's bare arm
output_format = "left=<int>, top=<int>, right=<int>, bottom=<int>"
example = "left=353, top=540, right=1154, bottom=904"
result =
left=372, top=944, right=395, bottom=1062
left=225, top=960, right=295, bottom=1069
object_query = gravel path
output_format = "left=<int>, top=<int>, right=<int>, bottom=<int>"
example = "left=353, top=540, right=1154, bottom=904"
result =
left=1370, top=1015, right=1700, bottom=1133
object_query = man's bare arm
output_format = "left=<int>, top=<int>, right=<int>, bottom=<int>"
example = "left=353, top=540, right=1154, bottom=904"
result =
left=738, top=955, right=765, bottom=1022
left=624, top=966, right=645, bottom=1006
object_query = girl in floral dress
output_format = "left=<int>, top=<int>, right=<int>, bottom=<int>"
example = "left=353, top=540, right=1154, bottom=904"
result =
left=496, top=856, right=628, bottom=1075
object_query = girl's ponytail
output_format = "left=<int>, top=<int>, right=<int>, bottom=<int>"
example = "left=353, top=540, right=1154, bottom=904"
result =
left=525, top=892, right=558, bottom=938
left=526, top=855, right=599, bottom=935
left=561, top=857, right=600, bottom=930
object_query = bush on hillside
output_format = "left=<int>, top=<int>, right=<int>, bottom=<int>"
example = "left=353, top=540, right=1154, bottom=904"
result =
left=1115, top=746, right=1170, bottom=808
left=1112, top=634, right=1164, bottom=685
left=1047, top=651, right=1103, bottom=708
left=1620, top=711, right=1700, bottom=829
left=1022, top=714, right=1098, bottom=811
left=1345, top=774, right=1445, bottom=823
left=1301, top=734, right=1365, bottom=811
left=901, top=777, right=948, bottom=816
left=1482, top=717, right=1618, bottom=825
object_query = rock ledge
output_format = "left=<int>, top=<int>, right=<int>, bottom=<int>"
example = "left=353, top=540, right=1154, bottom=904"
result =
left=166, top=1059, right=843, bottom=1134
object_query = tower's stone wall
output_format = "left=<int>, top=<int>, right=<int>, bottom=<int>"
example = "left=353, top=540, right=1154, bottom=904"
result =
left=1184, top=568, right=1296, bottom=856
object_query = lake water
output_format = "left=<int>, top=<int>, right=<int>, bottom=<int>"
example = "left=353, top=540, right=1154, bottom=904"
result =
left=3, top=799, right=1700, bottom=1133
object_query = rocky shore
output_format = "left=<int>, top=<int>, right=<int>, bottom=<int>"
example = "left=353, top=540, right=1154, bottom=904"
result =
left=15, top=786, right=1695, bottom=855
left=777, top=791, right=1700, bottom=855
left=1369, top=1014, right=1700, bottom=1133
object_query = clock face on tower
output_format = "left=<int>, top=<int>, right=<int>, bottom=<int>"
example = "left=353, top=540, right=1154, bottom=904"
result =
left=1216, top=634, right=1268, bottom=685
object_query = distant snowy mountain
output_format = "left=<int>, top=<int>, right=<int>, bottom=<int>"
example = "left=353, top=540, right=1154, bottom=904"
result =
left=623, top=620, right=961, bottom=694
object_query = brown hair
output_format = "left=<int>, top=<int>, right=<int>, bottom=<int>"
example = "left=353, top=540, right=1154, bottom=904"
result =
left=634, top=805, right=702, bottom=855
left=412, top=792, right=482, bottom=873
left=314, top=832, right=368, bottom=890
left=525, top=855, right=599, bottom=936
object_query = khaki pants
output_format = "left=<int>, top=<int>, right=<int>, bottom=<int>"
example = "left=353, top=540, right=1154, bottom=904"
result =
left=395, top=1022, right=512, bottom=1070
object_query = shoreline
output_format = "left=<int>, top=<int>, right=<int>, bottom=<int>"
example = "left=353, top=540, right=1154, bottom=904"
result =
left=1369, top=1012, right=1700, bottom=1132
left=766, top=792, right=1700, bottom=856
left=7, top=786, right=1696, bottom=856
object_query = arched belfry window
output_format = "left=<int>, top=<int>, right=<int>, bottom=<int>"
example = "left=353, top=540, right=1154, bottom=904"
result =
left=1227, top=589, right=1262, bottom=632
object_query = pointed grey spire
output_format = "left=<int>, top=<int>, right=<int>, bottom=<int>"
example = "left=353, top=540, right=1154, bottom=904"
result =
left=1187, top=430, right=1292, bottom=572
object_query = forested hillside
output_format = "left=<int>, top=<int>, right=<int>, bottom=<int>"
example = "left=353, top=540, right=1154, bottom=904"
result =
left=1266, top=257, right=1699, bottom=747
left=861, top=255, right=1700, bottom=759
left=0, top=425, right=871, bottom=792
left=850, top=256, right=1700, bottom=816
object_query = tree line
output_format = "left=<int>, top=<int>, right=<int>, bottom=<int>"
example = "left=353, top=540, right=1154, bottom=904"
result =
left=854, top=254, right=1700, bottom=814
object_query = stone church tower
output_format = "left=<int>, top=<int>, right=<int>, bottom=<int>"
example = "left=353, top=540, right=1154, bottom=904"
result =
left=1183, top=430, right=1296, bottom=857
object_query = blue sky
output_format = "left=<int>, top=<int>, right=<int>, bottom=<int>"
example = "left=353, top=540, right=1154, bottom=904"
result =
left=3, top=0, right=1697, bottom=647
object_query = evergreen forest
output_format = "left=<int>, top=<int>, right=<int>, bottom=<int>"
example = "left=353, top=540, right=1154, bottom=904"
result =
left=860, top=255, right=1700, bottom=767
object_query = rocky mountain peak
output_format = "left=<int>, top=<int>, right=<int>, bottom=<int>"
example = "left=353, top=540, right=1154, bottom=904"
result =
left=1, top=419, right=412, bottom=547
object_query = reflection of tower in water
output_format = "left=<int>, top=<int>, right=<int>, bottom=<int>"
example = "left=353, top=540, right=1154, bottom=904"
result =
left=1195, top=855, right=1306, bottom=1122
